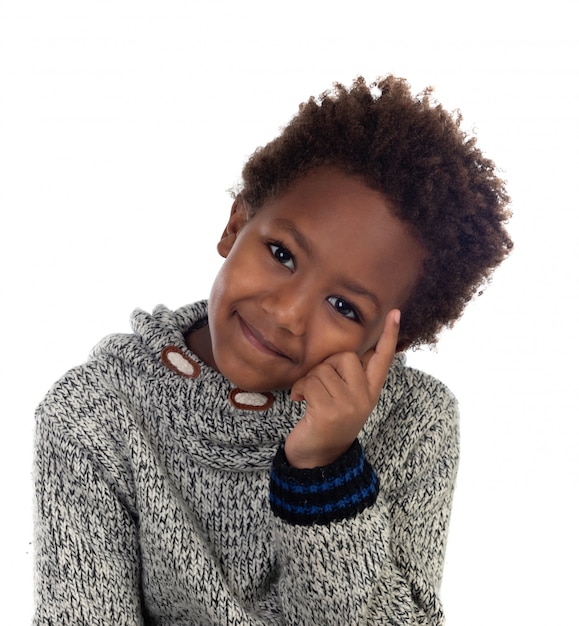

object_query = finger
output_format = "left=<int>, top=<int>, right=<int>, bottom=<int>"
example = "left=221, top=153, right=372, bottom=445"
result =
left=360, top=348, right=374, bottom=370
left=320, top=351, right=364, bottom=382
left=291, top=369, right=331, bottom=403
left=291, top=361, right=347, bottom=404
left=365, top=309, right=400, bottom=394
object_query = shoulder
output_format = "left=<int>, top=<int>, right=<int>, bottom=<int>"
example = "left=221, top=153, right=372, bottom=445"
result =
left=39, top=331, right=142, bottom=415
left=383, top=353, right=458, bottom=420
left=37, top=301, right=204, bottom=427
left=362, top=354, right=459, bottom=476
left=34, top=335, right=146, bottom=512
left=35, top=300, right=210, bottom=452
left=35, top=331, right=148, bottom=471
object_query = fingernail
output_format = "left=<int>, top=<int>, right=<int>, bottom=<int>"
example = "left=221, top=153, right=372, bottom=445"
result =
left=392, top=310, right=401, bottom=325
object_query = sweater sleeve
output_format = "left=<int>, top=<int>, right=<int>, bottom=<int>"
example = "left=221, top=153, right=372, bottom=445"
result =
left=268, top=377, right=459, bottom=625
left=33, top=384, right=145, bottom=626
left=269, top=439, right=378, bottom=525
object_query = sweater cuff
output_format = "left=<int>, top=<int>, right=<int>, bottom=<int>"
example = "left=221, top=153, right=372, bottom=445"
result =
left=269, top=440, right=379, bottom=526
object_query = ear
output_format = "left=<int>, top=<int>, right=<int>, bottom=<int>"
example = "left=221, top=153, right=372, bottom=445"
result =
left=217, top=199, right=250, bottom=258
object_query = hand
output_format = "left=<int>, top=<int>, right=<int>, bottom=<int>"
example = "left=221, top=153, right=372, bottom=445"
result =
left=284, top=309, right=401, bottom=469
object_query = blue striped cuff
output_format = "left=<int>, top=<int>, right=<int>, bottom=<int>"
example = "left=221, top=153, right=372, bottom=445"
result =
left=269, top=440, right=379, bottom=526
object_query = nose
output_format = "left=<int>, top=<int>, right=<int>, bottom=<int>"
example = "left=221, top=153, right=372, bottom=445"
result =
left=260, top=282, right=309, bottom=336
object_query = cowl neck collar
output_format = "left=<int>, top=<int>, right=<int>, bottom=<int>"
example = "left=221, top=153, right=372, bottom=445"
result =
left=127, top=301, right=304, bottom=470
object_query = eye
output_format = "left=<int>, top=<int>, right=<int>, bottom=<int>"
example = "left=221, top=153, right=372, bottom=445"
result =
left=269, top=243, right=296, bottom=271
left=327, top=296, right=360, bottom=321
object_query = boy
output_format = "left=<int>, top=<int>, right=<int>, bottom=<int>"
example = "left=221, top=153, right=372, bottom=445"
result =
left=34, top=76, right=512, bottom=625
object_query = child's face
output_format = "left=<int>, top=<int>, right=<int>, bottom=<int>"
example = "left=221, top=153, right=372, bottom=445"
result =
left=206, top=167, right=425, bottom=392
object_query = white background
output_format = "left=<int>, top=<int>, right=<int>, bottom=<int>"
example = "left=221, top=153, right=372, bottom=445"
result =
left=1, top=1, right=577, bottom=623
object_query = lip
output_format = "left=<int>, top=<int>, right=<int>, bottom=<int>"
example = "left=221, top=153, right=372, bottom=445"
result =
left=236, top=314, right=293, bottom=361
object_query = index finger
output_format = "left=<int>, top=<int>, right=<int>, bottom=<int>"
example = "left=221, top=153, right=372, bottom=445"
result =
left=364, top=309, right=401, bottom=395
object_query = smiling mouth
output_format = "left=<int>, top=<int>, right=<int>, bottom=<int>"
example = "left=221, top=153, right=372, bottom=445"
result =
left=236, top=314, right=293, bottom=361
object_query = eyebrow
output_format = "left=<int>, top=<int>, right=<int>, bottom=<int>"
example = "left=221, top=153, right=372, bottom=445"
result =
left=273, top=218, right=381, bottom=312
left=340, top=280, right=381, bottom=312
left=274, top=218, right=314, bottom=257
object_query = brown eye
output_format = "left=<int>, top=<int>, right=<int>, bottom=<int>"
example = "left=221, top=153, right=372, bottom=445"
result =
left=327, top=296, right=360, bottom=321
left=269, top=243, right=295, bottom=271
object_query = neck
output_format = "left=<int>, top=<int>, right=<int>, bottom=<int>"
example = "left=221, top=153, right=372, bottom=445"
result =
left=186, top=323, right=219, bottom=373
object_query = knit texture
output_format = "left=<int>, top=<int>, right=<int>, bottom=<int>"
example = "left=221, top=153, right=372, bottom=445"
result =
left=34, top=301, right=459, bottom=625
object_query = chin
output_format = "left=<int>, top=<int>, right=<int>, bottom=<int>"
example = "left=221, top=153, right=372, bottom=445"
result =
left=215, top=362, right=280, bottom=393
left=232, top=377, right=290, bottom=393
left=228, top=370, right=293, bottom=393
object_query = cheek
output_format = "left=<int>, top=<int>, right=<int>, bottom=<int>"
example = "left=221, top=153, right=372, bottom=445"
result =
left=210, top=252, right=246, bottom=299
left=357, top=323, right=387, bottom=356
left=307, top=320, right=376, bottom=362
left=208, top=267, right=227, bottom=308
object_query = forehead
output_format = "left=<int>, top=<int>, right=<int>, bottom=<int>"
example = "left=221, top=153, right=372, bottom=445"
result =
left=254, top=168, right=426, bottom=306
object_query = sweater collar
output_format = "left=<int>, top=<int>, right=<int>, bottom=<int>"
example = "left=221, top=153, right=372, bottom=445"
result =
left=129, top=301, right=304, bottom=470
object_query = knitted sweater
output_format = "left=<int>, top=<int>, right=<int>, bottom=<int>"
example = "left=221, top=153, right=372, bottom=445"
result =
left=34, top=301, right=459, bottom=625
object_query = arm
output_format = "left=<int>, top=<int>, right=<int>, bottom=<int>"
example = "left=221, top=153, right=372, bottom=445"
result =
left=269, top=372, right=458, bottom=625
left=34, top=387, right=144, bottom=626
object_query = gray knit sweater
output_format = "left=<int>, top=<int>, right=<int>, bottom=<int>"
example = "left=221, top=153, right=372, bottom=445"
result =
left=34, top=301, right=459, bottom=625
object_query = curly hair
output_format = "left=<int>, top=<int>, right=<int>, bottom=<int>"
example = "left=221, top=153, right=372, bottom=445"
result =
left=237, top=75, right=513, bottom=348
